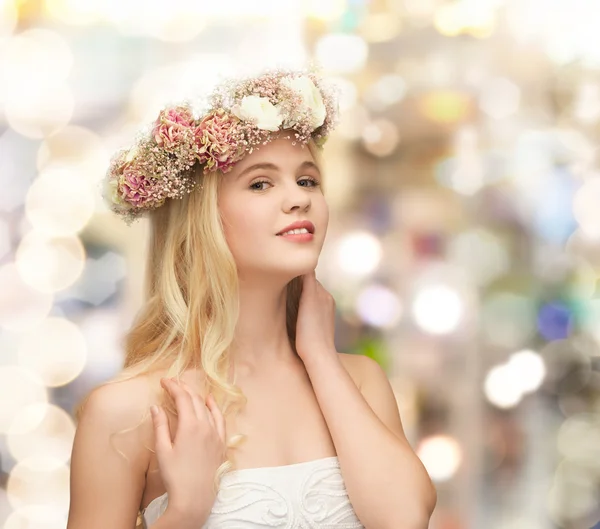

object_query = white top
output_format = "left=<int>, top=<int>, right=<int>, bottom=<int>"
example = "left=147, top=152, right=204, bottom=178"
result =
left=142, top=456, right=364, bottom=528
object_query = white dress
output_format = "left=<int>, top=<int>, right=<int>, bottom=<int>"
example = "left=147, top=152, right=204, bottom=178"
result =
left=142, top=456, right=365, bottom=528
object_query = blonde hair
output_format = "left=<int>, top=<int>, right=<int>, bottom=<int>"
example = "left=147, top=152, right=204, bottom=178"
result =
left=75, top=138, right=324, bottom=496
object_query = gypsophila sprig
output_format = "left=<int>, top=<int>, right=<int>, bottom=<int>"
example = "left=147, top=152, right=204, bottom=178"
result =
left=103, top=67, right=340, bottom=224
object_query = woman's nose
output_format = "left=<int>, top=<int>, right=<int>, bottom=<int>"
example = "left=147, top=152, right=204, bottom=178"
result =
left=283, top=183, right=311, bottom=212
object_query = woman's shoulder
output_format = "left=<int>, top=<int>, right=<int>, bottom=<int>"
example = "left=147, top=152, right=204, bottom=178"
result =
left=81, top=373, right=158, bottom=421
left=336, top=352, right=367, bottom=390
left=77, top=367, right=208, bottom=431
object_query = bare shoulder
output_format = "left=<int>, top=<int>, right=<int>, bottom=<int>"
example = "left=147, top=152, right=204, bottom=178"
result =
left=68, top=374, right=158, bottom=529
left=338, top=353, right=407, bottom=440
left=336, top=351, right=373, bottom=390
left=77, top=373, right=157, bottom=437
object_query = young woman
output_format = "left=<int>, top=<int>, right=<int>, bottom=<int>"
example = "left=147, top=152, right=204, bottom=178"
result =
left=66, top=69, right=436, bottom=529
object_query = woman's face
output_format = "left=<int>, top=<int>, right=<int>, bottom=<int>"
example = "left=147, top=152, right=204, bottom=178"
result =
left=218, top=136, right=329, bottom=281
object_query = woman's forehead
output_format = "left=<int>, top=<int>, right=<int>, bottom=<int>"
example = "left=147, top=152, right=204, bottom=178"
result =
left=231, top=137, right=315, bottom=174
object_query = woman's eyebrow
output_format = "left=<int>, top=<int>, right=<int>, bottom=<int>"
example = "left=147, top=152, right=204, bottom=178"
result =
left=236, top=160, right=320, bottom=180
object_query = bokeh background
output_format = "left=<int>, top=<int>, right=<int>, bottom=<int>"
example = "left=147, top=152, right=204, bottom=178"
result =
left=1, top=0, right=600, bottom=528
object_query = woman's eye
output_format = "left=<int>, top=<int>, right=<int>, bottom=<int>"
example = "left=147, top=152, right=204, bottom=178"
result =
left=250, top=180, right=270, bottom=191
left=298, top=177, right=320, bottom=187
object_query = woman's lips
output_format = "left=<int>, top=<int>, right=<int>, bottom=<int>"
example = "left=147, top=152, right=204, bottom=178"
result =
left=276, top=232, right=314, bottom=242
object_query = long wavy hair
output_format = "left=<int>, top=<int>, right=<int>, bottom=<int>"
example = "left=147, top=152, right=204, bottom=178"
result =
left=75, top=138, right=325, bottom=497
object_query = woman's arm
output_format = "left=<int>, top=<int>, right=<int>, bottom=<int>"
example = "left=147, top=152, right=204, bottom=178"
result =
left=67, top=377, right=153, bottom=529
left=304, top=352, right=437, bottom=529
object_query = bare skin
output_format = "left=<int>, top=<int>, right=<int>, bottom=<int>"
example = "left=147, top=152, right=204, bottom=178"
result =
left=140, top=352, right=363, bottom=515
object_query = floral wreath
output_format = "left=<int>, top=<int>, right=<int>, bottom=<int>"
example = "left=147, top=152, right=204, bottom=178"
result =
left=102, top=68, right=340, bottom=224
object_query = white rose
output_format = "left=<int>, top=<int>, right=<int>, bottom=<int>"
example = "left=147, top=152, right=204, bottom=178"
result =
left=284, top=76, right=326, bottom=129
left=102, top=176, right=130, bottom=211
left=232, top=95, right=283, bottom=131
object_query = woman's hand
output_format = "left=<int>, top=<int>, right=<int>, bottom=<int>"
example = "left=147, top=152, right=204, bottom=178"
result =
left=295, top=271, right=338, bottom=364
left=150, top=378, right=226, bottom=523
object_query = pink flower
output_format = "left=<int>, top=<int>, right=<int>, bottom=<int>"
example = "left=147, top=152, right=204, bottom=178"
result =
left=194, top=109, right=244, bottom=172
left=152, top=105, right=196, bottom=151
left=119, top=164, right=153, bottom=207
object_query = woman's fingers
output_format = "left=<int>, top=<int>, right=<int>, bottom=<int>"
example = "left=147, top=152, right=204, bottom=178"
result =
left=161, top=378, right=198, bottom=434
left=150, top=404, right=172, bottom=455
left=180, top=381, right=210, bottom=421
left=159, top=378, right=225, bottom=445
left=205, top=394, right=226, bottom=444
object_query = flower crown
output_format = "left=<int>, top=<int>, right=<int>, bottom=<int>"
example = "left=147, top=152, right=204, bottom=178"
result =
left=103, top=68, right=340, bottom=224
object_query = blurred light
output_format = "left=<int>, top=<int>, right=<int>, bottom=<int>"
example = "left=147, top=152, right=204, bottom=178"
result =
left=328, top=77, right=358, bottom=112
left=4, top=508, right=67, bottom=529
left=235, top=28, right=308, bottom=76
left=46, top=0, right=288, bottom=26
left=57, top=252, right=126, bottom=306
left=118, top=1, right=208, bottom=42
left=556, top=414, right=600, bottom=468
left=417, top=435, right=462, bottom=482
left=417, top=91, right=471, bottom=124
left=315, top=34, right=368, bottom=74
left=360, top=13, right=402, bottom=42
left=507, top=349, right=546, bottom=394
left=539, top=339, right=592, bottom=393
left=0, top=263, right=53, bottom=332
left=484, top=364, right=523, bottom=409
left=0, top=130, right=36, bottom=212
left=547, top=463, right=599, bottom=523
left=15, top=232, right=86, bottom=294
left=573, top=81, right=600, bottom=125
left=573, top=177, right=600, bottom=239
left=403, top=0, right=437, bottom=24
left=506, top=0, right=600, bottom=66
left=531, top=167, right=578, bottom=245
left=537, top=302, right=573, bottom=341
left=0, top=0, right=18, bottom=39
left=6, top=457, right=69, bottom=520
left=2, top=29, right=74, bottom=139
left=303, top=0, right=347, bottom=21
left=5, top=84, right=74, bottom=139
left=18, top=317, right=87, bottom=387
left=581, top=300, right=600, bottom=345
left=336, top=231, right=382, bottom=277
left=337, top=104, right=370, bottom=141
left=1, top=29, right=73, bottom=88
left=25, top=167, right=95, bottom=236
left=0, top=220, right=9, bottom=259
left=479, top=77, right=520, bottom=119
left=37, top=125, right=110, bottom=185
left=7, top=403, right=75, bottom=465
left=412, top=285, right=463, bottom=335
left=0, top=366, right=48, bottom=434
left=44, top=0, right=99, bottom=25
left=361, top=119, right=400, bottom=157
left=482, top=293, right=537, bottom=348
left=355, top=284, right=403, bottom=329
left=130, top=54, right=235, bottom=124
left=448, top=229, right=509, bottom=286
left=434, top=1, right=497, bottom=38
left=570, top=259, right=597, bottom=299
left=78, top=310, right=128, bottom=378
left=366, top=74, right=407, bottom=108
left=433, top=3, right=463, bottom=36
left=439, top=125, right=488, bottom=196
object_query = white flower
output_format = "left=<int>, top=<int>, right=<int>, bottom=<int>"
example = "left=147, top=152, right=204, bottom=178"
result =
left=102, top=176, right=130, bottom=211
left=283, top=76, right=326, bottom=129
left=232, top=95, right=283, bottom=131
